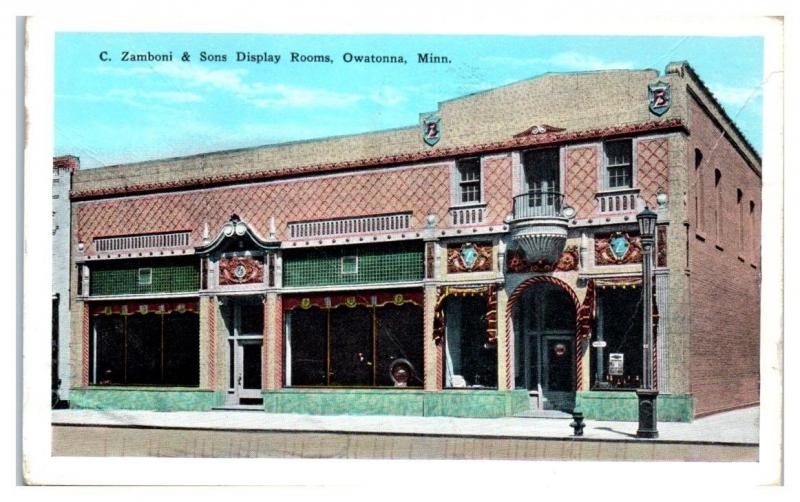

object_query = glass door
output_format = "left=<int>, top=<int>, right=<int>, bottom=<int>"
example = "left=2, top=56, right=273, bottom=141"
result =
left=224, top=298, right=264, bottom=403
left=523, top=148, right=560, bottom=214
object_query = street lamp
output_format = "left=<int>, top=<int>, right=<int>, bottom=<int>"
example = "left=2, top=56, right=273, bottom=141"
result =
left=636, top=206, right=659, bottom=438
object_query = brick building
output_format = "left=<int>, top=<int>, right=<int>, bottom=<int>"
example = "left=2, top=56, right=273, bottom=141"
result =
left=62, top=61, right=761, bottom=420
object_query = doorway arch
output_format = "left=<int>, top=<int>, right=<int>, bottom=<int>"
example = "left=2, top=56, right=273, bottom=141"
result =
left=506, top=276, right=587, bottom=402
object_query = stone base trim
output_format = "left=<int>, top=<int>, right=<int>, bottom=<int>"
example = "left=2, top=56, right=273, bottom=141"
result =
left=70, top=388, right=226, bottom=411
left=262, top=389, right=529, bottom=418
left=576, top=391, right=695, bottom=422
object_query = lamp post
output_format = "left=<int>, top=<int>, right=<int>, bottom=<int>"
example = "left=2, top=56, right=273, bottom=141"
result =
left=636, top=206, right=659, bottom=438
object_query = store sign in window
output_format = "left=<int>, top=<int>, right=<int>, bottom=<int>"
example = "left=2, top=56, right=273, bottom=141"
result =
left=608, top=353, right=624, bottom=376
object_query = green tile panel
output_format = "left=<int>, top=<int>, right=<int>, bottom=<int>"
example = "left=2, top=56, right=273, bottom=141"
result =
left=262, top=389, right=529, bottom=417
left=283, top=243, right=424, bottom=287
left=575, top=391, right=695, bottom=422
left=90, top=258, right=200, bottom=296
left=70, top=388, right=226, bottom=411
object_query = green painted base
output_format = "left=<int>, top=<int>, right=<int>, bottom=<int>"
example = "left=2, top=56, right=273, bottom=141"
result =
left=575, top=391, right=695, bottom=422
left=263, top=389, right=529, bottom=418
left=70, top=388, right=226, bottom=411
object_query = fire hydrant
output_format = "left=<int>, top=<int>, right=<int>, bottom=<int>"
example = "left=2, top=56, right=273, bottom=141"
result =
left=570, top=409, right=586, bottom=436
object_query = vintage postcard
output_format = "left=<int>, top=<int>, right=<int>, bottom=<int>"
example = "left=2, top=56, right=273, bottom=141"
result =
left=22, top=9, right=784, bottom=490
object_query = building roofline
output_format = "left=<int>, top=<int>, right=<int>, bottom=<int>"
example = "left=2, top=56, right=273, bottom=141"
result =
left=435, top=67, right=660, bottom=107
left=666, top=61, right=762, bottom=167
left=71, top=119, right=687, bottom=201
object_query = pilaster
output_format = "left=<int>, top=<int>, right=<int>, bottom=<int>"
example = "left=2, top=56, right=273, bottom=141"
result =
left=496, top=287, right=510, bottom=390
left=423, top=284, right=440, bottom=390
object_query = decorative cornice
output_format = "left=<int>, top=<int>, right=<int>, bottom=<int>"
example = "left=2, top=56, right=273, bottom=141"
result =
left=71, top=119, right=687, bottom=200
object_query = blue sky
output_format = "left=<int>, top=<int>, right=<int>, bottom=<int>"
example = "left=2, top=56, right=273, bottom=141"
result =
left=55, top=34, right=764, bottom=168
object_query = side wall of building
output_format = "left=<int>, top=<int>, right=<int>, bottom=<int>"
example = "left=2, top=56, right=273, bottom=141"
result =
left=687, top=94, right=761, bottom=416
left=53, top=165, right=73, bottom=400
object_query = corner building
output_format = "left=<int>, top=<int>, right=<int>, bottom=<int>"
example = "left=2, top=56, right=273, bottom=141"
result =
left=66, top=62, right=761, bottom=421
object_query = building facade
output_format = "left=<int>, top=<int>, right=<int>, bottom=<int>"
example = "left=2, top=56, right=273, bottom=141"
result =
left=52, top=155, right=79, bottom=404
left=62, top=62, right=761, bottom=420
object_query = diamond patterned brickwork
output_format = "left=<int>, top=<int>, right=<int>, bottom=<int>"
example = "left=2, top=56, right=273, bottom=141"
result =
left=637, top=138, right=670, bottom=208
left=483, top=155, right=513, bottom=221
left=565, top=147, right=598, bottom=218
left=77, top=164, right=468, bottom=253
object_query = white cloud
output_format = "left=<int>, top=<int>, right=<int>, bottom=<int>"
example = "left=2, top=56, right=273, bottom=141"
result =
left=707, top=83, right=762, bottom=109
left=95, top=63, right=364, bottom=109
left=547, top=52, right=634, bottom=71
left=58, top=88, right=205, bottom=107
left=481, top=52, right=633, bottom=71
left=369, top=86, right=406, bottom=106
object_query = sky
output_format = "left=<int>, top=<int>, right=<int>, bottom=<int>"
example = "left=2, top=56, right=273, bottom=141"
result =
left=54, top=34, right=764, bottom=169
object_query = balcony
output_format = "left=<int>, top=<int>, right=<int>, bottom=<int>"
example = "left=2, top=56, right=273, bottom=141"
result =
left=596, top=188, right=640, bottom=214
left=509, top=191, right=571, bottom=263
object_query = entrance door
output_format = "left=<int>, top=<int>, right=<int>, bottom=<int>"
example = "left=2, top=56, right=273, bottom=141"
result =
left=234, top=339, right=262, bottom=400
left=542, top=335, right=575, bottom=411
left=517, top=284, right=576, bottom=411
left=223, top=298, right=264, bottom=404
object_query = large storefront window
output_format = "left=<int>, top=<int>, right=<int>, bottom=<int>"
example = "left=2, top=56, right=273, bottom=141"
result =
left=285, top=291, right=424, bottom=387
left=591, top=287, right=643, bottom=389
left=90, top=302, right=200, bottom=386
left=444, top=296, right=497, bottom=388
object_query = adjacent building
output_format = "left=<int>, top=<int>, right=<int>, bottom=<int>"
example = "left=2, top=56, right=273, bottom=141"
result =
left=52, top=155, right=79, bottom=404
left=61, top=61, right=761, bottom=420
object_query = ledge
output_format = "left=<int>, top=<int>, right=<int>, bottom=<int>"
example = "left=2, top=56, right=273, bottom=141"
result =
left=695, top=231, right=707, bottom=242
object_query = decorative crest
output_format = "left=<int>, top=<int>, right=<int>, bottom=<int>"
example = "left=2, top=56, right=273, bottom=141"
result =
left=648, top=81, right=671, bottom=116
left=421, top=113, right=441, bottom=146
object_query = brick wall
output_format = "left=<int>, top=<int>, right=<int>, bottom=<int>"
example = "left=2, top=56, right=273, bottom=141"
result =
left=687, top=95, right=761, bottom=416
left=77, top=161, right=515, bottom=252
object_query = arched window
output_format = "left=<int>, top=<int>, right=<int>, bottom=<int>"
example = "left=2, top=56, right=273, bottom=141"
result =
left=737, top=189, right=744, bottom=251
left=695, top=149, right=704, bottom=231
left=749, top=200, right=756, bottom=260
left=714, top=169, right=722, bottom=244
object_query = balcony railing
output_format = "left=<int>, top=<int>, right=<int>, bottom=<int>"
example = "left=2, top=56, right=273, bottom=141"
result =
left=449, top=204, right=485, bottom=226
left=596, top=188, right=640, bottom=214
left=512, top=191, right=565, bottom=220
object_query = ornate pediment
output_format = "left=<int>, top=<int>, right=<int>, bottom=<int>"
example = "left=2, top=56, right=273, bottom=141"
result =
left=195, top=214, right=276, bottom=255
left=513, top=124, right=566, bottom=138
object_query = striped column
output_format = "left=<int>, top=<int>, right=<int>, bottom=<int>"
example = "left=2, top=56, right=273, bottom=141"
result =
left=81, top=303, right=90, bottom=386
left=207, top=296, right=217, bottom=389
left=263, top=292, right=280, bottom=390
left=274, top=295, right=284, bottom=389
left=496, top=287, right=510, bottom=390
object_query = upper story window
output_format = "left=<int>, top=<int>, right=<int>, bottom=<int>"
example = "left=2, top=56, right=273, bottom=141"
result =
left=456, top=158, right=482, bottom=204
left=523, top=148, right=560, bottom=194
left=603, top=140, right=633, bottom=189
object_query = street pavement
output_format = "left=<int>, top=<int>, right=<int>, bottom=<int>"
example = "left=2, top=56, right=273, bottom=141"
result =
left=52, top=405, right=759, bottom=445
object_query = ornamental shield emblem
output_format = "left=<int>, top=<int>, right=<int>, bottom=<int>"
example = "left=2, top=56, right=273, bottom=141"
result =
left=609, top=233, right=631, bottom=260
left=648, top=81, right=671, bottom=116
left=421, top=113, right=441, bottom=146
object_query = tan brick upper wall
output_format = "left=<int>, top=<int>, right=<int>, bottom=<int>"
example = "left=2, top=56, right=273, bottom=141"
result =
left=71, top=63, right=760, bottom=194
left=72, top=68, right=686, bottom=194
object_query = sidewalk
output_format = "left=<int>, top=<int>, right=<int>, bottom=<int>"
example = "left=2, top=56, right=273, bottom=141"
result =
left=52, top=405, right=759, bottom=445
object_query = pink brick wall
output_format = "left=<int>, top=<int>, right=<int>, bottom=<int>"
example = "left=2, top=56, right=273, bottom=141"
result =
left=688, top=97, right=761, bottom=416
left=565, top=146, right=598, bottom=218
left=637, top=138, right=670, bottom=208
left=77, top=162, right=513, bottom=252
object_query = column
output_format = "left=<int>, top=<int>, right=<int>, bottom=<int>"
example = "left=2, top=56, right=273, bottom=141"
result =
left=423, top=284, right=440, bottom=390
left=198, top=295, right=211, bottom=389
left=496, top=287, right=510, bottom=390
left=263, top=291, right=281, bottom=390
